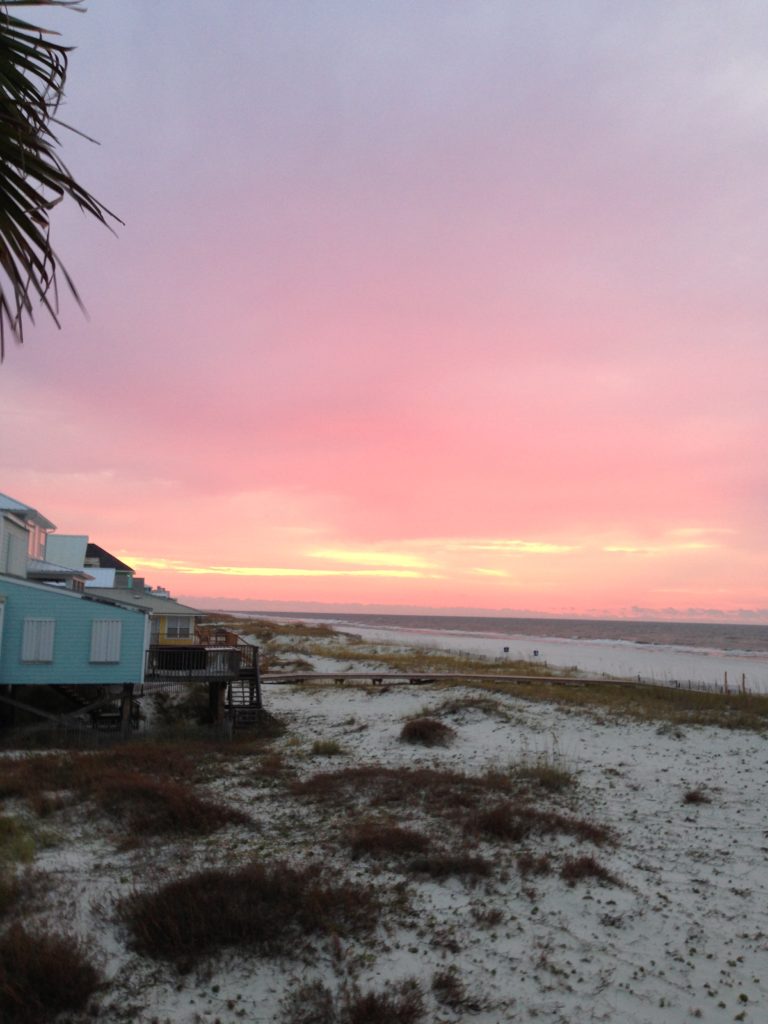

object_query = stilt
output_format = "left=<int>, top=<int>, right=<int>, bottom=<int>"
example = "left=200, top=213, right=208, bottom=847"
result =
left=208, top=680, right=226, bottom=724
left=120, top=683, right=134, bottom=739
left=0, top=685, right=15, bottom=729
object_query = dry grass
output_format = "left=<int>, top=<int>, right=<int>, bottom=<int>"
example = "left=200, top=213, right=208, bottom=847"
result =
left=290, top=765, right=513, bottom=816
left=280, top=978, right=425, bottom=1024
left=120, top=860, right=381, bottom=966
left=683, top=787, right=712, bottom=805
left=517, top=851, right=554, bottom=877
left=0, top=751, right=249, bottom=837
left=349, top=820, right=431, bottom=859
left=0, top=815, right=35, bottom=865
left=408, top=852, right=491, bottom=879
left=311, top=739, right=345, bottom=756
left=466, top=801, right=613, bottom=846
left=400, top=717, right=456, bottom=747
left=560, top=854, right=620, bottom=886
left=0, top=923, right=101, bottom=1024
left=470, top=679, right=768, bottom=732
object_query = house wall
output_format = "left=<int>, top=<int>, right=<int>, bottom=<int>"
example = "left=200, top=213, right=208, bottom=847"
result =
left=45, top=535, right=88, bottom=570
left=0, top=576, right=147, bottom=686
left=0, top=517, right=29, bottom=577
left=150, top=614, right=197, bottom=645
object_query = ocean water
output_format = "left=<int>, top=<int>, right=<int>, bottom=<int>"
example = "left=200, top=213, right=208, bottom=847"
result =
left=252, top=612, right=768, bottom=655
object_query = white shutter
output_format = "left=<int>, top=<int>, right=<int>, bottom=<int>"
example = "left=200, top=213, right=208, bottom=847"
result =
left=21, top=619, right=55, bottom=662
left=90, top=620, right=122, bottom=663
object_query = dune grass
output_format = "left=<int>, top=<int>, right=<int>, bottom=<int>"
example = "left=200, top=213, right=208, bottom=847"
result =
left=120, top=861, right=381, bottom=966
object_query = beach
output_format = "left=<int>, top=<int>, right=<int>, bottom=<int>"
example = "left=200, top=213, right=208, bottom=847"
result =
left=278, top=616, right=768, bottom=693
left=4, top=620, right=768, bottom=1023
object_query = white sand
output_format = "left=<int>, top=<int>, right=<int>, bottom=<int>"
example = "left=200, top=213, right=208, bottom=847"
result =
left=14, top=677, right=768, bottom=1024
left=327, top=621, right=768, bottom=693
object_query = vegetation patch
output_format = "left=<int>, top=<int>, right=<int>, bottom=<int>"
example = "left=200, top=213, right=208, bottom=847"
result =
left=560, top=854, right=620, bottom=886
left=311, top=739, right=345, bottom=756
left=0, top=923, right=101, bottom=1024
left=517, top=851, right=554, bottom=877
left=0, top=815, right=35, bottom=865
left=0, top=753, right=248, bottom=838
left=512, top=757, right=576, bottom=793
left=683, top=787, right=712, bottom=805
left=467, top=801, right=613, bottom=846
left=400, top=717, right=456, bottom=747
left=280, top=977, right=425, bottom=1024
left=408, top=852, right=491, bottom=879
left=120, top=861, right=381, bottom=966
left=290, top=765, right=513, bottom=816
left=432, top=966, right=481, bottom=1012
left=348, top=820, right=430, bottom=859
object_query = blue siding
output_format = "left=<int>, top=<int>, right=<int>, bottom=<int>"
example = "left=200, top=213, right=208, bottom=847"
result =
left=0, top=577, right=147, bottom=686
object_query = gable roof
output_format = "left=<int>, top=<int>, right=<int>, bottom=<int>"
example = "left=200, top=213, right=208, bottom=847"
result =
left=84, top=543, right=134, bottom=573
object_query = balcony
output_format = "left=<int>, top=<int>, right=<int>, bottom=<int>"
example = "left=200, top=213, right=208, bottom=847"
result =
left=145, top=640, right=258, bottom=682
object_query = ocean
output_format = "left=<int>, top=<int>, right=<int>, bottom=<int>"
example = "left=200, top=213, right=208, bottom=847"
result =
left=249, top=612, right=768, bottom=655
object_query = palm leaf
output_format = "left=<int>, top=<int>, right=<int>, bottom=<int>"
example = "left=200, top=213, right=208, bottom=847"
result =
left=0, top=0, right=118, bottom=358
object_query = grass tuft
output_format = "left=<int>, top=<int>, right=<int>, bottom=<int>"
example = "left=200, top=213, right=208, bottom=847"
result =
left=0, top=923, right=101, bottom=1024
left=311, top=739, right=345, bottom=757
left=683, top=787, right=712, bottom=805
left=399, top=717, right=456, bottom=746
left=467, top=801, right=613, bottom=846
left=348, top=820, right=430, bottom=859
left=560, top=854, right=620, bottom=886
left=120, top=860, right=380, bottom=965
left=280, top=978, right=425, bottom=1024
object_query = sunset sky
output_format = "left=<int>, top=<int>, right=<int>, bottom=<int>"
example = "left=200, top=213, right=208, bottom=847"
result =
left=1, top=1, right=766, bottom=621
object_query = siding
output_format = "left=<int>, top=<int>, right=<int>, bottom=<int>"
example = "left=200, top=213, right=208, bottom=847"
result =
left=0, top=576, right=147, bottom=686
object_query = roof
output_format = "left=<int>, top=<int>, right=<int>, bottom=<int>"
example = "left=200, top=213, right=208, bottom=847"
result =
left=0, top=492, right=55, bottom=531
left=84, top=543, right=134, bottom=573
left=27, top=559, right=93, bottom=582
left=85, top=588, right=203, bottom=616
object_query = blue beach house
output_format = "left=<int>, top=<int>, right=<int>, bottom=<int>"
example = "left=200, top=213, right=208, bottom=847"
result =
left=0, top=493, right=149, bottom=727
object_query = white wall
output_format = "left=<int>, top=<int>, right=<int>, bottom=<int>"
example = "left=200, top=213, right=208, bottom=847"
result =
left=45, top=535, right=88, bottom=569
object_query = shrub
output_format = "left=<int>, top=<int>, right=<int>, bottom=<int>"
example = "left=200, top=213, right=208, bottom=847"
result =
left=560, top=854, right=619, bottom=886
left=400, top=718, right=455, bottom=747
left=683, top=788, right=712, bottom=805
left=348, top=820, right=430, bottom=859
left=0, top=923, right=101, bottom=1024
left=120, top=860, right=380, bottom=965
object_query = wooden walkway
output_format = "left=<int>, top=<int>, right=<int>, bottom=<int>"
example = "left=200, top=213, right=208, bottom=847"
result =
left=260, top=671, right=745, bottom=694
left=261, top=671, right=617, bottom=687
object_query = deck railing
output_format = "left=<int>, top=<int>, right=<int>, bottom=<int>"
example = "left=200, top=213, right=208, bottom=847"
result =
left=144, top=642, right=257, bottom=681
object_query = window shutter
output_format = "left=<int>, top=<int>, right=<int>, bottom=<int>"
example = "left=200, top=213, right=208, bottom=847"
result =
left=21, top=619, right=55, bottom=662
left=90, top=620, right=122, bottom=663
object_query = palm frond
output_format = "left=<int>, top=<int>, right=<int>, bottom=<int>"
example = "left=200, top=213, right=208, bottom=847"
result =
left=0, top=0, right=118, bottom=358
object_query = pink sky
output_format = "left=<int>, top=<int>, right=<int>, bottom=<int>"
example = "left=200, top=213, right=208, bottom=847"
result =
left=1, top=2, right=767, bottom=621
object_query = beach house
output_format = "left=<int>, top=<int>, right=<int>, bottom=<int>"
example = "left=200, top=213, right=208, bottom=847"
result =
left=0, top=493, right=150, bottom=729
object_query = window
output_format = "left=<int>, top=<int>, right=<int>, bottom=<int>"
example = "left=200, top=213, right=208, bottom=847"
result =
left=165, top=615, right=191, bottom=639
left=21, top=619, right=55, bottom=662
left=90, top=620, right=122, bottom=663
